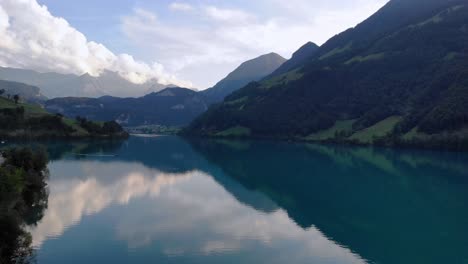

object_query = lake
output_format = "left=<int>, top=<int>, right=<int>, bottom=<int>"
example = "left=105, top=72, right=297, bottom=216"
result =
left=22, top=136, right=468, bottom=263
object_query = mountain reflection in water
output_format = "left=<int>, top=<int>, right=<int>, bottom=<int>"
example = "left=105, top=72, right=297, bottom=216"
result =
left=23, top=136, right=468, bottom=264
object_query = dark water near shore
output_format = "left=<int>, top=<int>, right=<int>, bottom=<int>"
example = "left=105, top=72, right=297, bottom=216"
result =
left=20, top=136, right=468, bottom=263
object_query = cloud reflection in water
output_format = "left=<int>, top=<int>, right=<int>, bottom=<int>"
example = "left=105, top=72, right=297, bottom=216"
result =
left=31, top=159, right=367, bottom=263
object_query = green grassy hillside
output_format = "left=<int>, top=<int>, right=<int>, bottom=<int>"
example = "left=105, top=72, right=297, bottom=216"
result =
left=349, top=116, right=402, bottom=143
left=306, top=120, right=355, bottom=141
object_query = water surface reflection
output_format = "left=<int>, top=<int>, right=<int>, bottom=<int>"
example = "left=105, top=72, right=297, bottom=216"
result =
left=30, top=136, right=468, bottom=264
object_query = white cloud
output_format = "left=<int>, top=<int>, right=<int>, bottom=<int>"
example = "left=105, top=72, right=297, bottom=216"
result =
left=169, top=2, right=194, bottom=12
left=29, top=160, right=193, bottom=247
left=0, top=0, right=389, bottom=89
left=31, top=158, right=367, bottom=263
left=121, top=1, right=388, bottom=88
left=204, top=6, right=255, bottom=24
left=121, top=7, right=314, bottom=88
left=0, top=0, right=191, bottom=87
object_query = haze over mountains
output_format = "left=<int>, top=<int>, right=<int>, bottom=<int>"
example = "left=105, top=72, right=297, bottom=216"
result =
left=0, top=51, right=285, bottom=101
left=0, top=67, right=169, bottom=98
left=188, top=0, right=468, bottom=149
left=0, top=80, right=47, bottom=104
left=42, top=53, right=286, bottom=127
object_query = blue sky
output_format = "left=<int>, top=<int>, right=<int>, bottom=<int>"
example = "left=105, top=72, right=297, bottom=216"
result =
left=1, top=0, right=388, bottom=90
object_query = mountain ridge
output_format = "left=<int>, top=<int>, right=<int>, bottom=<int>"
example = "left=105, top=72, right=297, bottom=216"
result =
left=45, top=87, right=209, bottom=127
left=42, top=53, right=289, bottom=127
left=269, top=42, right=319, bottom=77
left=201, top=53, right=286, bottom=103
left=0, top=80, right=47, bottom=104
left=0, top=67, right=170, bottom=98
left=186, top=0, right=468, bottom=150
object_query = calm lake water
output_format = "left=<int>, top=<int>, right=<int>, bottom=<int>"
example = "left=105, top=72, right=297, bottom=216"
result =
left=24, top=136, right=468, bottom=263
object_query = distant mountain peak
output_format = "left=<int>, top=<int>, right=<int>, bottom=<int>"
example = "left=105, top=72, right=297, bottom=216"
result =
left=226, top=53, right=286, bottom=80
left=0, top=67, right=170, bottom=98
left=201, top=53, right=286, bottom=103
left=292, top=42, right=319, bottom=58
left=187, top=0, right=468, bottom=149
left=260, top=52, right=285, bottom=59
left=80, top=72, right=93, bottom=78
left=269, top=41, right=319, bottom=77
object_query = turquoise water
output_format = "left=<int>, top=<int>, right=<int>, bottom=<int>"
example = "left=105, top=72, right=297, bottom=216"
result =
left=28, top=136, right=468, bottom=263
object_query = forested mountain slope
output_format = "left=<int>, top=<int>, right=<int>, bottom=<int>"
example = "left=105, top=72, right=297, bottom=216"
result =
left=45, top=54, right=288, bottom=127
left=187, top=0, right=468, bottom=149
left=46, top=87, right=209, bottom=127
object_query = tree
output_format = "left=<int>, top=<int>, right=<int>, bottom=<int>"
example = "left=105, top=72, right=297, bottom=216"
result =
left=13, top=94, right=19, bottom=104
left=102, top=121, right=123, bottom=134
left=0, top=147, right=49, bottom=264
left=0, top=89, right=5, bottom=96
left=75, top=116, right=85, bottom=123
